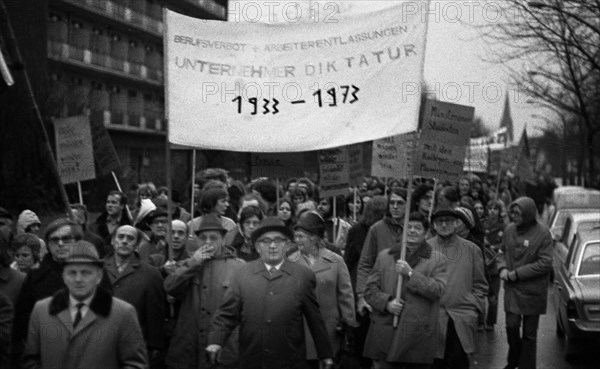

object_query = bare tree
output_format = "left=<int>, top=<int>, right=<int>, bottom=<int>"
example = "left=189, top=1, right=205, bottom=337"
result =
left=476, top=0, right=600, bottom=186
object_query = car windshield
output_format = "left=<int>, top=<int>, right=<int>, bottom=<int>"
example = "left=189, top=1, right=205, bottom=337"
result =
left=578, top=242, right=600, bottom=276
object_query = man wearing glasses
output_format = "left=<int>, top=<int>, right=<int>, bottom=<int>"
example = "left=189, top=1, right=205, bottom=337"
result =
left=207, top=216, right=333, bottom=369
left=429, top=208, right=488, bottom=369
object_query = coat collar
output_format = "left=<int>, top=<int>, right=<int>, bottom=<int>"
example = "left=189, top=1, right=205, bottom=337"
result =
left=49, top=286, right=112, bottom=317
left=104, top=253, right=142, bottom=281
left=29, top=254, right=62, bottom=283
left=250, top=259, right=292, bottom=280
left=287, top=248, right=336, bottom=273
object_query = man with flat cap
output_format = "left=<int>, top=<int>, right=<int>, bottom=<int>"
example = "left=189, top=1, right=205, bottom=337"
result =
left=206, top=216, right=333, bottom=369
left=429, top=208, right=488, bottom=369
left=22, top=240, right=147, bottom=369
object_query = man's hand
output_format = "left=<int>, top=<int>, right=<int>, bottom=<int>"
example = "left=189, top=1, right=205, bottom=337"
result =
left=205, top=344, right=222, bottom=364
left=508, top=270, right=518, bottom=282
left=386, top=298, right=404, bottom=316
left=395, top=260, right=412, bottom=277
left=190, top=244, right=215, bottom=265
left=320, top=358, right=334, bottom=369
left=499, top=269, right=509, bottom=281
left=356, top=296, right=372, bottom=316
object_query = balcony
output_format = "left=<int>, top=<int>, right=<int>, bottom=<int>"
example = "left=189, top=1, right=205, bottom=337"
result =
left=183, top=0, right=227, bottom=19
left=58, top=0, right=164, bottom=37
left=47, top=40, right=163, bottom=87
left=90, top=109, right=165, bottom=135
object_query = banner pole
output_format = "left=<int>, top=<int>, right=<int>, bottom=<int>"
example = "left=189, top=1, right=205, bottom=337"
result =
left=190, top=149, right=197, bottom=223
left=428, top=178, right=437, bottom=221
left=332, top=196, right=337, bottom=245
left=393, top=176, right=414, bottom=328
left=276, top=178, right=280, bottom=214
left=165, top=122, right=173, bottom=261
left=77, top=181, right=83, bottom=205
left=353, top=188, right=358, bottom=222
left=111, top=171, right=133, bottom=222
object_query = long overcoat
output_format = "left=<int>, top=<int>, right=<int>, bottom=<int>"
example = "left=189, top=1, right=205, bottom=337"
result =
left=165, top=250, right=245, bottom=369
left=288, top=248, right=356, bottom=359
left=429, top=234, right=488, bottom=357
left=498, top=197, right=553, bottom=315
left=208, top=259, right=333, bottom=369
left=363, top=243, right=448, bottom=364
left=22, top=287, right=147, bottom=369
left=104, top=254, right=166, bottom=350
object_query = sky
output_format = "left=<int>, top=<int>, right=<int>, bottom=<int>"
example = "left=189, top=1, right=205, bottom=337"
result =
left=227, top=0, right=542, bottom=139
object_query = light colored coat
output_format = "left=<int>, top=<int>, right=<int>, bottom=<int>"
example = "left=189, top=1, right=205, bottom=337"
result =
left=288, top=248, right=356, bottom=360
left=429, top=234, right=488, bottom=357
left=22, top=287, right=147, bottom=369
left=363, top=244, right=448, bottom=364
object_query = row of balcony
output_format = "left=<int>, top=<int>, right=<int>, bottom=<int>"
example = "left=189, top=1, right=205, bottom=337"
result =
left=91, top=109, right=165, bottom=133
left=48, top=40, right=163, bottom=85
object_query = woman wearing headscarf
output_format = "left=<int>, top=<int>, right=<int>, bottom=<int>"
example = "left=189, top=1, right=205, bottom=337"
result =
left=224, top=205, right=263, bottom=262
left=364, top=212, right=449, bottom=369
left=289, top=211, right=356, bottom=369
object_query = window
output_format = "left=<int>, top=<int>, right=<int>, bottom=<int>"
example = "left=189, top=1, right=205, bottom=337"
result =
left=578, top=242, right=600, bottom=276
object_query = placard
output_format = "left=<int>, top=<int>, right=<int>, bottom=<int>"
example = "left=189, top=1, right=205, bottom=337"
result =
left=414, top=100, right=474, bottom=181
left=372, top=131, right=417, bottom=178
left=348, top=143, right=364, bottom=187
left=54, top=116, right=96, bottom=184
left=319, top=147, right=349, bottom=198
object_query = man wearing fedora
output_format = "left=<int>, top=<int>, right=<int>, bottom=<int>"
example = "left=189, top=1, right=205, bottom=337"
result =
left=206, top=216, right=334, bottom=369
left=429, top=208, right=488, bottom=369
left=22, top=240, right=147, bottom=369
left=165, top=214, right=245, bottom=369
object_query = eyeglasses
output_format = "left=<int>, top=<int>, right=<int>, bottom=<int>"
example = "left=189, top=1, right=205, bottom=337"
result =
left=256, top=237, right=288, bottom=246
left=48, top=236, right=76, bottom=244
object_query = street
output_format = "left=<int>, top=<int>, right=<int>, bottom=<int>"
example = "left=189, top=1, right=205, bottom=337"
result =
left=472, top=285, right=599, bottom=369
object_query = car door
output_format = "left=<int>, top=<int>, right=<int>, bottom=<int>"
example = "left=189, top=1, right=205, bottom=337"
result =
left=554, top=236, right=578, bottom=334
left=555, top=218, right=572, bottom=271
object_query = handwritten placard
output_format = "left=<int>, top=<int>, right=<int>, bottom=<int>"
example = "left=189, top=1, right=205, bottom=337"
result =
left=54, top=116, right=96, bottom=184
left=463, top=140, right=488, bottom=173
left=319, top=147, right=349, bottom=198
left=414, top=100, right=474, bottom=181
left=89, top=116, right=120, bottom=176
left=371, top=131, right=418, bottom=179
left=165, top=4, right=427, bottom=152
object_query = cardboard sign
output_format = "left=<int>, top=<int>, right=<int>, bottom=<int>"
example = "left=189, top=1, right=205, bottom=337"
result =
left=251, top=153, right=306, bottom=178
left=348, top=143, right=364, bottom=187
left=463, top=141, right=488, bottom=173
left=414, top=100, right=474, bottom=181
left=54, top=116, right=96, bottom=184
left=319, top=147, right=349, bottom=198
left=89, top=116, right=120, bottom=176
left=371, top=131, right=418, bottom=179
left=165, top=4, right=427, bottom=152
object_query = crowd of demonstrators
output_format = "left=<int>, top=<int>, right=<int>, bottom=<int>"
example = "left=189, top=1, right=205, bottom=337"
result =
left=0, top=167, right=557, bottom=369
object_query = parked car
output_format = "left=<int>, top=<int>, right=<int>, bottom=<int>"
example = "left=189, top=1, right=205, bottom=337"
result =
left=545, top=186, right=600, bottom=240
left=553, top=230, right=600, bottom=360
left=553, top=212, right=600, bottom=273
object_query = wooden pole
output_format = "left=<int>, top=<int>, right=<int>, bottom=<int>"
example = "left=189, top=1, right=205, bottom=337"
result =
left=165, top=125, right=173, bottom=261
left=428, top=178, right=438, bottom=221
left=393, top=177, right=414, bottom=328
left=111, top=171, right=133, bottom=221
left=332, top=196, right=337, bottom=244
left=353, top=188, right=358, bottom=222
left=77, top=181, right=83, bottom=205
left=190, top=149, right=197, bottom=223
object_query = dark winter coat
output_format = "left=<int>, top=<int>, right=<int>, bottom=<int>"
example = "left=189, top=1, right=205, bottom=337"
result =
left=498, top=197, right=553, bottom=315
left=344, top=221, right=371, bottom=292
left=90, top=210, right=132, bottom=249
left=356, top=217, right=404, bottom=297
left=104, top=254, right=166, bottom=350
left=364, top=242, right=448, bottom=363
left=164, top=249, right=244, bottom=369
left=0, top=266, right=25, bottom=305
left=22, top=287, right=147, bottom=369
left=208, top=259, right=333, bottom=369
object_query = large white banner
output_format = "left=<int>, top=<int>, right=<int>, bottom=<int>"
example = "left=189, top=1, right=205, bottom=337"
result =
left=165, top=3, right=428, bottom=152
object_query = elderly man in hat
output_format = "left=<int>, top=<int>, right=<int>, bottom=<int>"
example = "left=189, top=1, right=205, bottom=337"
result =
left=104, top=225, right=166, bottom=367
left=429, top=208, right=488, bottom=369
left=165, top=214, right=245, bottom=369
left=206, top=217, right=334, bottom=369
left=22, top=241, right=147, bottom=369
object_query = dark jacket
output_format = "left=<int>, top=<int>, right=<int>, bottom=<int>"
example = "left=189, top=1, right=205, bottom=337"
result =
left=208, top=259, right=333, bottom=369
left=104, top=254, right=166, bottom=350
left=0, top=266, right=25, bottom=305
left=165, top=248, right=245, bottom=369
left=22, top=287, right=147, bottom=369
left=0, top=292, right=13, bottom=369
left=356, top=217, right=404, bottom=297
left=344, top=221, right=371, bottom=292
left=90, top=210, right=132, bottom=249
left=498, top=197, right=553, bottom=315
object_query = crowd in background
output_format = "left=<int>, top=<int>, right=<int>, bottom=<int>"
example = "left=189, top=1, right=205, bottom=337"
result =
left=0, top=168, right=556, bottom=369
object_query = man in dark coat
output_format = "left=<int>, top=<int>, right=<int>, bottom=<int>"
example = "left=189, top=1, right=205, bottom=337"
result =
left=207, top=217, right=334, bottom=369
left=90, top=191, right=132, bottom=249
left=0, top=292, right=13, bottom=369
left=498, top=197, right=553, bottom=369
left=104, top=225, right=166, bottom=366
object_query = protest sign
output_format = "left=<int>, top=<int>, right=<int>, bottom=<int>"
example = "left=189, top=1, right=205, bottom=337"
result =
left=463, top=140, right=488, bottom=173
left=319, top=147, right=349, bottom=198
left=54, top=116, right=96, bottom=184
left=371, top=131, right=417, bottom=179
left=251, top=153, right=305, bottom=178
left=414, top=100, right=474, bottom=182
left=348, top=143, right=364, bottom=187
left=89, top=116, right=120, bottom=176
left=165, top=3, right=428, bottom=152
